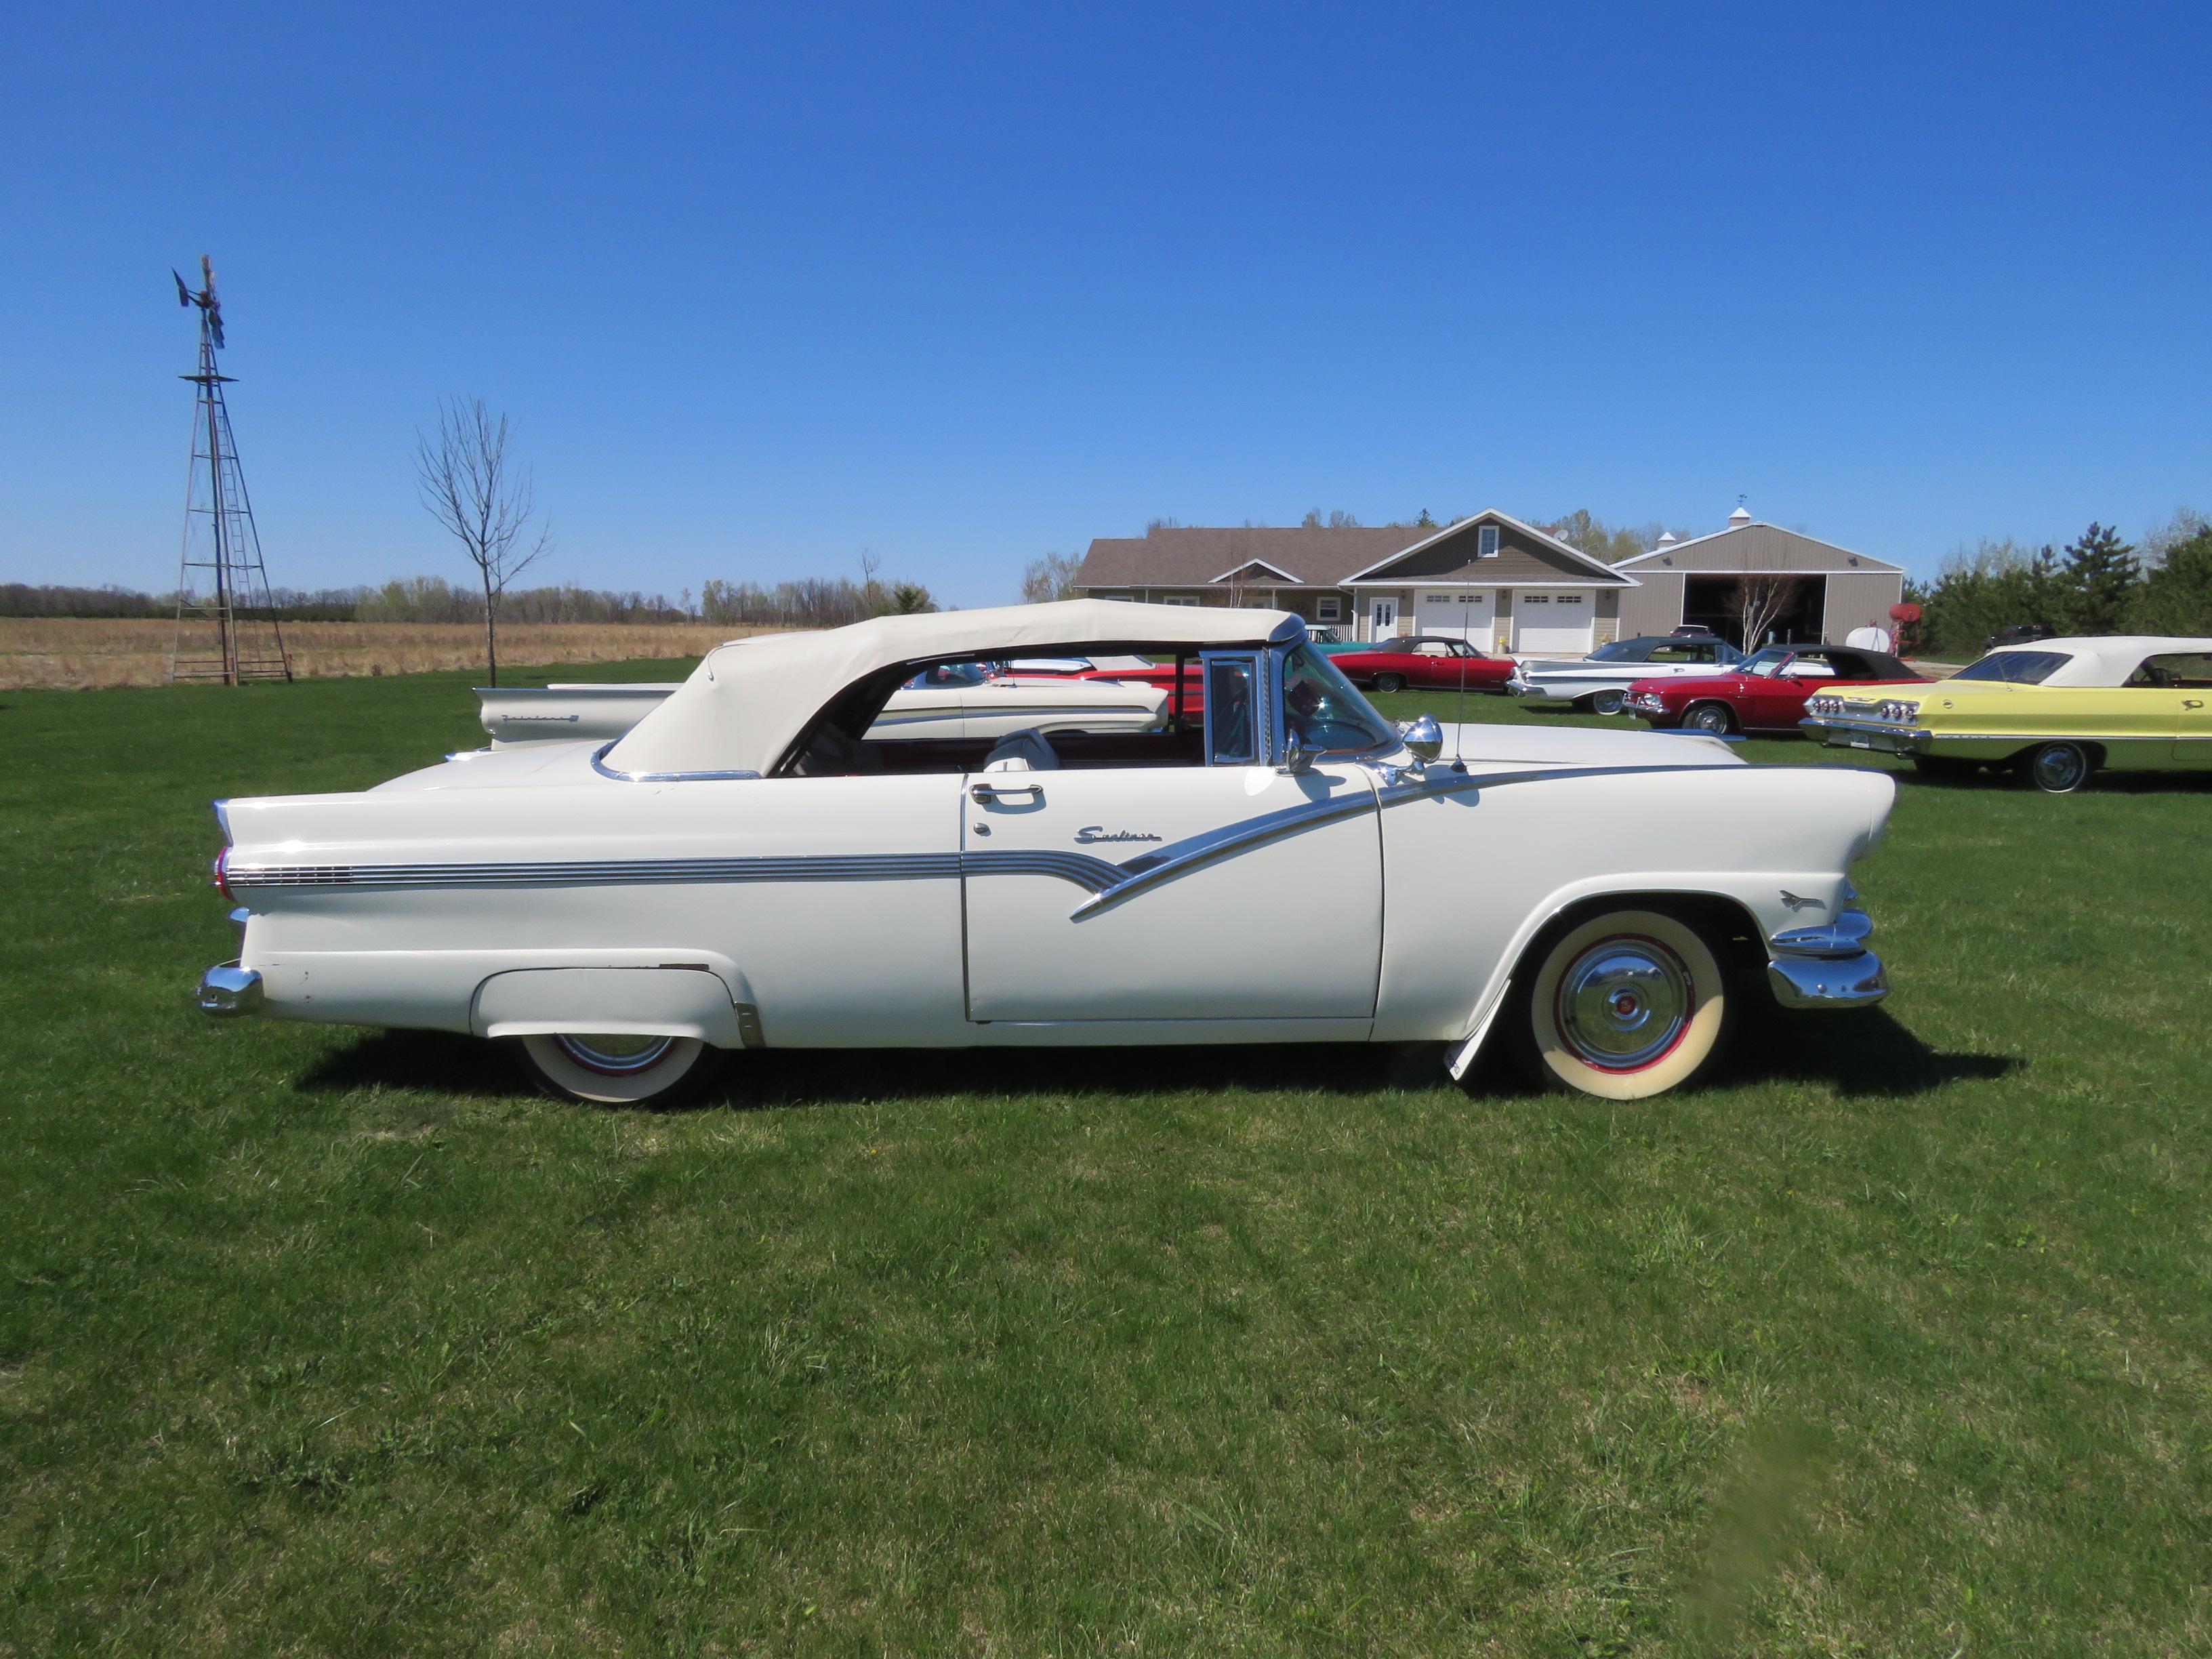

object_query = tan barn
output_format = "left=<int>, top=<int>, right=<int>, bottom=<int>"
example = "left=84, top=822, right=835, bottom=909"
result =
left=1613, top=510, right=1906, bottom=647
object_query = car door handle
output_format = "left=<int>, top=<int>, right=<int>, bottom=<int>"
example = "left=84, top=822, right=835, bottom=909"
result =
left=971, top=782, right=1044, bottom=802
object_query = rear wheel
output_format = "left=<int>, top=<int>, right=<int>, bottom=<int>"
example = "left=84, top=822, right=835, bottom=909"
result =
left=1509, top=907, right=1734, bottom=1100
left=2021, top=741, right=2095, bottom=794
left=1683, top=701, right=1735, bottom=736
left=1587, top=688, right=1626, bottom=716
left=1374, top=672, right=1406, bottom=693
left=512, top=1032, right=725, bottom=1106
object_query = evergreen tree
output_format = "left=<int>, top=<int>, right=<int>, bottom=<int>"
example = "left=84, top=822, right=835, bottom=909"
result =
left=2133, top=527, right=2212, bottom=635
left=2053, top=522, right=2138, bottom=635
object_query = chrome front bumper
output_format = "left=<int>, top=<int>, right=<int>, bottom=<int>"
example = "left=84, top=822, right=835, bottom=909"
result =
left=1765, top=909, right=1889, bottom=1010
left=198, top=962, right=264, bottom=1017
left=1799, top=714, right=1929, bottom=755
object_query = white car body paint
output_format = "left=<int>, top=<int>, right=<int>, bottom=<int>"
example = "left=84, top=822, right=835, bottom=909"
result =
left=207, top=600, right=1894, bottom=1074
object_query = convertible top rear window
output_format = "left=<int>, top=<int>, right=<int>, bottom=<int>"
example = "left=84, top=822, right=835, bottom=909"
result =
left=1954, top=651, right=2069, bottom=684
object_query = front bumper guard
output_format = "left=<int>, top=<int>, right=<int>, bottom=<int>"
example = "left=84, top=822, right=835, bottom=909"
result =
left=198, top=962, right=264, bottom=1017
left=1799, top=714, right=1930, bottom=754
left=1765, top=908, right=1888, bottom=1010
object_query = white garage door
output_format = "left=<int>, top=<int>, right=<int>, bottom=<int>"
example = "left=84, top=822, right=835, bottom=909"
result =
left=1513, top=592, right=1595, bottom=654
left=1415, top=590, right=1494, bottom=644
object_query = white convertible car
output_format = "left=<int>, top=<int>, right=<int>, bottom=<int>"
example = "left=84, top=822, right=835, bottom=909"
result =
left=1506, top=634, right=1746, bottom=714
left=199, top=601, right=1893, bottom=1104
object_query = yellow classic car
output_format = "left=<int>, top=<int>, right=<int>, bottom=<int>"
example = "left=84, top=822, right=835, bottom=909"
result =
left=1799, top=636, right=2212, bottom=793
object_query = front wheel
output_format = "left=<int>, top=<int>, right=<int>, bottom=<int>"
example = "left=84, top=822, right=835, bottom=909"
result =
left=2022, top=741, right=2095, bottom=794
left=1373, top=672, right=1406, bottom=693
left=1586, top=688, right=1626, bottom=716
left=512, top=1033, right=726, bottom=1106
left=1683, top=701, right=1735, bottom=736
left=1509, top=908, right=1734, bottom=1100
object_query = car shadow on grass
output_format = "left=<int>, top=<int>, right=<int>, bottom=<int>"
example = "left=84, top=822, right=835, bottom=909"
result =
left=1719, top=1006, right=2020, bottom=1096
left=296, top=1027, right=1452, bottom=1109
left=297, top=1013, right=2014, bottom=1111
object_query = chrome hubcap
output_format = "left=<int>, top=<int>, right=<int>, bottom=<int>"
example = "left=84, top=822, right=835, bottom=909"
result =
left=554, top=1033, right=678, bottom=1076
left=1555, top=938, right=1692, bottom=1070
left=2033, top=745, right=2087, bottom=791
left=1692, top=708, right=1727, bottom=733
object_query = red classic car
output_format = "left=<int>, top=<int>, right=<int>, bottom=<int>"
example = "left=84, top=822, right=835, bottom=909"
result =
left=996, top=655, right=1210, bottom=718
left=1330, top=636, right=1515, bottom=694
left=1625, top=644, right=1925, bottom=736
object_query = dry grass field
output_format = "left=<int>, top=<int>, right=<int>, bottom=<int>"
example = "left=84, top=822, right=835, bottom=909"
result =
left=0, top=617, right=773, bottom=689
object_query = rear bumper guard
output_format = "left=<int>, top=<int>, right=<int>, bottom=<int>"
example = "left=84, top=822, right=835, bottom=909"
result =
left=198, top=962, right=264, bottom=1018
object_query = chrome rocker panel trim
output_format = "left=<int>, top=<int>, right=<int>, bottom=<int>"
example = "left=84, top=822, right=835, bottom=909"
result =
left=199, top=962, right=264, bottom=1017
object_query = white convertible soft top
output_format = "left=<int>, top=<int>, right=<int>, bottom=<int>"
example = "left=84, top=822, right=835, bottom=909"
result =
left=602, top=598, right=1300, bottom=778
left=1982, top=635, right=2212, bottom=687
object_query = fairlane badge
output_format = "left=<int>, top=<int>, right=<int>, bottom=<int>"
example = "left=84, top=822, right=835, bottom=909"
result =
left=1074, top=825, right=1162, bottom=844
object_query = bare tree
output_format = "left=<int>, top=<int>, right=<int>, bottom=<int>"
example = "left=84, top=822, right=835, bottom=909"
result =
left=1725, top=573, right=1793, bottom=649
left=414, top=397, right=550, bottom=686
left=1021, top=552, right=1081, bottom=604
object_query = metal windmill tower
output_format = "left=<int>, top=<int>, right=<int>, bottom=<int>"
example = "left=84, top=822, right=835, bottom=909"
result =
left=168, top=256, right=292, bottom=684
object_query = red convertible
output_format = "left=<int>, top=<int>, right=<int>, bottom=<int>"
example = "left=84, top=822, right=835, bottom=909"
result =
left=1331, top=636, right=1515, bottom=694
left=1625, top=644, right=1925, bottom=736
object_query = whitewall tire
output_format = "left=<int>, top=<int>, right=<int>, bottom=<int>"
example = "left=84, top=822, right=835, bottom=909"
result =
left=512, top=1033, right=724, bottom=1106
left=1683, top=702, right=1734, bottom=736
left=1512, top=908, right=1733, bottom=1101
left=1587, top=689, right=1626, bottom=716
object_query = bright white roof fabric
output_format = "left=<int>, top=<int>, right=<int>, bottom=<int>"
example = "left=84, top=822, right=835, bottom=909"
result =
left=603, top=598, right=1298, bottom=777
left=1986, top=636, right=2212, bottom=687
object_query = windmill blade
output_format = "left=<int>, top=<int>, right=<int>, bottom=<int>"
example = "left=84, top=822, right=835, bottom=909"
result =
left=207, top=304, right=226, bottom=350
left=173, top=268, right=193, bottom=306
left=200, top=253, right=216, bottom=296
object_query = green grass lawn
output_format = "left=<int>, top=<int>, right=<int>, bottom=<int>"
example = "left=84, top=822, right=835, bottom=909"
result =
left=4, top=664, right=2209, bottom=1656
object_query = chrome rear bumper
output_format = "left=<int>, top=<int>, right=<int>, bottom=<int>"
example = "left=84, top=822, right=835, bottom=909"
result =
left=1765, top=908, right=1889, bottom=1009
left=198, top=962, right=264, bottom=1017
left=1799, top=714, right=1929, bottom=754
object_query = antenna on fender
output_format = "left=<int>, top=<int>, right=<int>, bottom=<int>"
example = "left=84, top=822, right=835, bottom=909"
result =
left=1451, top=594, right=1470, bottom=771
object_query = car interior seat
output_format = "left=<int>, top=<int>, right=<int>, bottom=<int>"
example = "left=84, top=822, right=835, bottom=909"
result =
left=981, top=728, right=1061, bottom=772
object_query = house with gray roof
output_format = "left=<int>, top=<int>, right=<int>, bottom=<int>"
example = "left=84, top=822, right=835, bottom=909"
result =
left=1074, top=510, right=1639, bottom=655
left=1075, top=505, right=1908, bottom=652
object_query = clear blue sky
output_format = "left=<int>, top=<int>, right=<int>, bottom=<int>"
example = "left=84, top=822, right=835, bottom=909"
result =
left=4, top=1, right=2207, bottom=607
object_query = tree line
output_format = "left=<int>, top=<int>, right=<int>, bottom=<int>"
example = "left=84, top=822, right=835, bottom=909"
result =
left=1908, top=513, right=2211, bottom=659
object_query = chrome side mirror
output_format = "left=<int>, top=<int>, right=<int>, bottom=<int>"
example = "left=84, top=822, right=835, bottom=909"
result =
left=1277, top=731, right=1315, bottom=775
left=1397, top=714, right=1443, bottom=762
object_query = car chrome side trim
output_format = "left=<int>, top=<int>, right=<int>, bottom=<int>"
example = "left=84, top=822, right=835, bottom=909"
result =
left=590, top=742, right=764, bottom=783
left=1771, top=907, right=1875, bottom=958
left=226, top=854, right=969, bottom=888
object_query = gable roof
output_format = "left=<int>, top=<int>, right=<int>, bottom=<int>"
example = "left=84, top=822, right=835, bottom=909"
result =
left=1210, top=556, right=1303, bottom=585
left=1075, top=511, right=1634, bottom=592
left=1342, top=509, right=1634, bottom=586
left=1076, top=526, right=1426, bottom=592
left=1614, top=521, right=1904, bottom=575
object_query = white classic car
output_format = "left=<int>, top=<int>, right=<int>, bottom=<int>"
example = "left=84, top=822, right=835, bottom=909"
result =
left=199, top=600, right=1893, bottom=1104
left=476, top=662, right=1166, bottom=748
left=1506, top=634, right=1747, bottom=714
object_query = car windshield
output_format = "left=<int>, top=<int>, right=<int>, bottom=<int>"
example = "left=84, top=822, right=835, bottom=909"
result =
left=1740, top=647, right=1793, bottom=678
left=1952, top=650, right=2070, bottom=684
left=1282, top=644, right=1397, bottom=754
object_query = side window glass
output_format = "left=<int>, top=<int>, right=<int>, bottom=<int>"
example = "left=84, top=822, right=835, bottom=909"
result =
left=2130, top=654, right=2212, bottom=688
left=1205, top=658, right=1258, bottom=764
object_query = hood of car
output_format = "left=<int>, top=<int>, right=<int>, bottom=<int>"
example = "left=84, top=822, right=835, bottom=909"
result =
left=1434, top=722, right=1744, bottom=772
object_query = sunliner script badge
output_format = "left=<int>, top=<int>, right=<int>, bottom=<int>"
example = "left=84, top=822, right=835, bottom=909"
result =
left=1073, top=825, right=1163, bottom=844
